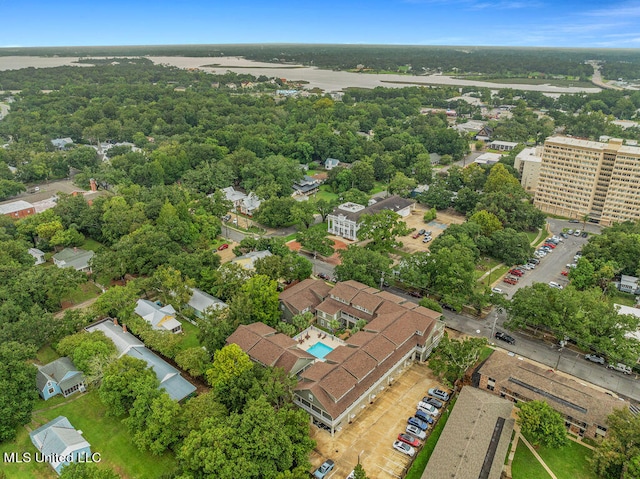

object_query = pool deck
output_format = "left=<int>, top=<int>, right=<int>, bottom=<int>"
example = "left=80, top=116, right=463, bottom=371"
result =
left=294, top=326, right=345, bottom=355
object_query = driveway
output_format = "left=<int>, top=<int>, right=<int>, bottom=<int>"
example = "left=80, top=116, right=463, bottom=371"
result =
left=309, top=362, right=446, bottom=479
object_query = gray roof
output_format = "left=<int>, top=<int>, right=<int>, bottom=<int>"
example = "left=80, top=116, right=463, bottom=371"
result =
left=221, top=186, right=247, bottom=203
left=126, top=346, right=196, bottom=401
left=422, top=387, right=514, bottom=479
left=231, top=250, right=273, bottom=270
left=325, top=158, right=340, bottom=167
left=329, top=195, right=415, bottom=222
left=51, top=138, right=74, bottom=148
left=85, top=319, right=196, bottom=401
left=36, top=357, right=84, bottom=393
left=52, top=248, right=94, bottom=271
left=188, top=288, right=227, bottom=315
left=29, top=248, right=45, bottom=256
left=30, top=416, right=90, bottom=457
left=0, top=200, right=34, bottom=215
left=134, top=299, right=181, bottom=331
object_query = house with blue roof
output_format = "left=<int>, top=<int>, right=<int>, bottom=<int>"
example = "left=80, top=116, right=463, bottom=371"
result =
left=29, top=416, right=91, bottom=475
left=187, top=288, right=227, bottom=318
left=36, top=357, right=85, bottom=400
left=324, top=158, right=340, bottom=170
left=85, top=319, right=196, bottom=402
left=134, top=299, right=182, bottom=333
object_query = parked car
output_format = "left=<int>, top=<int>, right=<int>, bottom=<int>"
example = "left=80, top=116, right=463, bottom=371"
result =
left=423, top=397, right=444, bottom=409
left=407, top=416, right=429, bottom=431
left=422, top=236, right=432, bottom=243
left=393, top=440, right=415, bottom=457
left=313, top=459, right=335, bottom=479
left=495, top=331, right=515, bottom=344
left=347, top=471, right=356, bottom=479
left=412, top=232, right=421, bottom=239
left=526, top=263, right=537, bottom=269
left=406, top=424, right=427, bottom=440
left=408, top=291, right=422, bottom=298
left=317, top=272, right=330, bottom=280
left=574, top=230, right=581, bottom=236
left=503, top=277, right=518, bottom=285
left=428, top=387, right=450, bottom=402
left=585, top=354, right=606, bottom=365
left=418, top=229, right=426, bottom=235
left=568, top=229, right=574, bottom=235
left=607, top=363, right=632, bottom=374
left=508, top=269, right=523, bottom=277
left=417, top=401, right=439, bottom=416
left=561, top=270, right=569, bottom=276
left=581, top=232, right=588, bottom=238
left=569, top=219, right=580, bottom=223
left=491, top=287, right=504, bottom=294
left=548, top=282, right=563, bottom=289
left=528, top=258, right=540, bottom=264
left=560, top=232, right=569, bottom=238
left=415, top=410, right=435, bottom=423
left=217, top=243, right=229, bottom=251
left=398, top=433, right=420, bottom=448
left=222, top=214, right=231, bottom=221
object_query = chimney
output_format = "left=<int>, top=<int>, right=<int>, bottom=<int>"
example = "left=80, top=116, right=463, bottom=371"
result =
left=89, top=178, right=97, bottom=192
left=123, top=324, right=127, bottom=333
left=113, top=318, right=118, bottom=326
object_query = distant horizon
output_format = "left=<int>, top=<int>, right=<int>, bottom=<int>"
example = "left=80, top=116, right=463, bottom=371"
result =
left=2, top=0, right=640, bottom=49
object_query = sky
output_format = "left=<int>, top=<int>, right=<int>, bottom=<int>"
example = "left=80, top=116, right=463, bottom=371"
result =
left=2, top=0, right=640, bottom=49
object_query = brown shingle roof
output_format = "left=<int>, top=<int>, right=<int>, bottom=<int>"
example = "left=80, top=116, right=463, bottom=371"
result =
left=329, top=282, right=363, bottom=303
left=350, top=291, right=383, bottom=314
left=316, top=298, right=344, bottom=315
left=248, top=339, right=288, bottom=367
left=321, top=367, right=358, bottom=401
left=361, top=335, right=396, bottom=364
left=300, top=361, right=335, bottom=382
left=226, top=325, right=263, bottom=351
left=279, top=278, right=331, bottom=314
left=324, top=345, right=357, bottom=364
left=342, top=350, right=378, bottom=381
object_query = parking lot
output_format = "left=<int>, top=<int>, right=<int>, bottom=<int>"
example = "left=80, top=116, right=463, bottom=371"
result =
left=309, top=362, right=447, bottom=479
left=498, top=224, right=591, bottom=298
left=398, top=207, right=465, bottom=254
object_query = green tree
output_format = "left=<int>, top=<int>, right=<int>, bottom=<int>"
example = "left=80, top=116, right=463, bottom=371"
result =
left=419, top=297, right=443, bottom=313
left=124, top=390, right=182, bottom=455
left=591, top=408, right=640, bottom=479
left=518, top=400, right=568, bottom=448
left=292, top=311, right=314, bottom=333
left=99, top=355, right=159, bottom=417
left=296, top=225, right=334, bottom=258
left=289, top=201, right=316, bottom=229
left=205, top=343, right=254, bottom=389
left=388, top=171, right=417, bottom=198
left=483, top=163, right=522, bottom=194
left=229, top=274, right=280, bottom=327
left=91, top=282, right=141, bottom=320
left=314, top=199, right=337, bottom=222
left=255, top=197, right=296, bottom=228
left=428, top=333, right=486, bottom=386
left=353, top=463, right=369, bottom=479
left=201, top=262, right=253, bottom=303
left=469, top=210, right=503, bottom=236
left=423, top=207, right=437, bottom=223
left=335, top=246, right=392, bottom=287
left=356, top=209, right=411, bottom=251
left=418, top=180, right=453, bottom=210
left=59, top=463, right=120, bottom=479
left=350, top=161, right=376, bottom=192
left=175, top=347, right=211, bottom=378
left=147, top=265, right=195, bottom=311
left=0, top=342, right=38, bottom=442
left=57, top=330, right=117, bottom=379
left=101, top=196, right=146, bottom=245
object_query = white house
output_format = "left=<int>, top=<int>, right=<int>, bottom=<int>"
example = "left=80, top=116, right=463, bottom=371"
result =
left=134, top=299, right=182, bottom=333
left=240, top=192, right=262, bottom=216
left=618, top=275, right=640, bottom=295
left=29, top=248, right=46, bottom=265
left=324, top=158, right=340, bottom=170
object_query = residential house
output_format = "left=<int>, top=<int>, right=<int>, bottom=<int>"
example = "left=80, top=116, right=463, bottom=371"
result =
left=429, top=153, right=441, bottom=165
left=617, top=275, right=640, bottom=295
left=221, top=186, right=247, bottom=209
left=51, top=138, right=74, bottom=150
left=279, top=278, right=332, bottom=322
left=473, top=152, right=502, bottom=166
left=187, top=287, right=227, bottom=318
left=327, top=195, right=415, bottom=241
left=0, top=200, right=36, bottom=219
left=324, top=158, right=340, bottom=170
left=240, top=192, right=262, bottom=216
left=29, top=247, right=45, bottom=265
left=487, top=140, right=519, bottom=151
left=475, top=125, right=494, bottom=142
left=29, top=416, right=91, bottom=475
left=85, top=319, right=196, bottom=401
left=52, top=248, right=94, bottom=273
left=226, top=323, right=316, bottom=376
left=36, top=357, right=85, bottom=400
left=134, top=299, right=182, bottom=333
left=422, top=387, right=514, bottom=479
left=292, top=175, right=322, bottom=197
left=231, top=250, right=272, bottom=271
left=472, top=350, right=630, bottom=439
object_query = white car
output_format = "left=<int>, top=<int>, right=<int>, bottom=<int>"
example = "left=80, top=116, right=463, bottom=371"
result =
left=393, top=440, right=415, bottom=457
left=549, top=282, right=563, bottom=289
left=406, top=424, right=427, bottom=440
left=417, top=401, right=439, bottom=416
left=491, top=287, right=504, bottom=294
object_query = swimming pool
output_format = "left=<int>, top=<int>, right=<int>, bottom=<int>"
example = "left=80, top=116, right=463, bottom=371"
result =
left=307, top=342, right=333, bottom=359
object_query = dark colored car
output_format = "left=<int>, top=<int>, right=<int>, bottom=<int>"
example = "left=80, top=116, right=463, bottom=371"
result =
left=414, top=410, right=435, bottom=424
left=418, top=229, right=426, bottom=235
left=408, top=291, right=422, bottom=298
left=317, top=272, right=330, bottom=280
left=581, top=232, right=588, bottom=237
left=397, top=433, right=420, bottom=448
left=495, top=331, right=515, bottom=344
left=569, top=219, right=580, bottom=223
left=407, top=416, right=428, bottom=431
left=422, top=397, right=444, bottom=409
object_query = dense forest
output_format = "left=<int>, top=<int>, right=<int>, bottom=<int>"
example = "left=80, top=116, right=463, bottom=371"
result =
left=2, top=44, right=640, bottom=80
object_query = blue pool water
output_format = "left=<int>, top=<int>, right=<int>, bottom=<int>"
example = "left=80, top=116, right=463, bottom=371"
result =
left=307, top=342, right=333, bottom=359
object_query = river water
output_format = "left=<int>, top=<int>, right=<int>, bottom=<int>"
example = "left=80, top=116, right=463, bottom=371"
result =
left=0, top=55, right=600, bottom=94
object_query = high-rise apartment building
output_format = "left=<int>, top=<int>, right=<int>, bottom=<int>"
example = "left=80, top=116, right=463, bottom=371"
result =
left=534, top=136, right=640, bottom=226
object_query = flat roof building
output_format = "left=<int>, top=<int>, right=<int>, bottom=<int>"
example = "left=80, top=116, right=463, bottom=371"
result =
left=0, top=200, right=35, bottom=219
left=535, top=136, right=640, bottom=226
left=514, top=146, right=542, bottom=193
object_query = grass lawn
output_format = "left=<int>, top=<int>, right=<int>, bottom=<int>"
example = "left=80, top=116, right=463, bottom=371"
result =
left=528, top=229, right=546, bottom=246
left=315, top=186, right=339, bottom=202
left=284, top=232, right=298, bottom=242
left=81, top=238, right=107, bottom=253
left=0, top=426, right=56, bottom=479
left=178, top=319, right=201, bottom=350
left=405, top=396, right=457, bottom=479
left=28, top=391, right=177, bottom=479
left=36, top=345, right=60, bottom=365
left=511, top=441, right=552, bottom=479
left=535, top=439, right=598, bottom=479
left=370, top=182, right=388, bottom=195
left=61, top=281, right=102, bottom=305
left=610, top=291, right=637, bottom=307
left=477, top=346, right=495, bottom=363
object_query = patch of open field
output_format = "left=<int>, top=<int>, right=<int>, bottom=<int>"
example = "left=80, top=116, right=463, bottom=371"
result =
left=397, top=206, right=465, bottom=254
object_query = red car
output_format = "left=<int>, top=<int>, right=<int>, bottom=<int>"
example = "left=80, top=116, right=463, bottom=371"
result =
left=412, top=232, right=421, bottom=239
left=397, top=433, right=421, bottom=448
left=544, top=243, right=556, bottom=249
left=503, top=277, right=518, bottom=285
left=508, top=269, right=523, bottom=277
left=217, top=243, right=229, bottom=251
left=561, top=270, right=569, bottom=276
